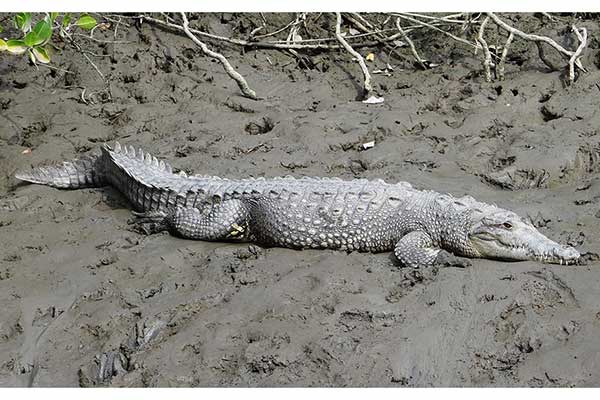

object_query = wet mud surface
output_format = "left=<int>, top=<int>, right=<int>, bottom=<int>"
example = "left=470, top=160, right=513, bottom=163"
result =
left=1, top=13, right=600, bottom=386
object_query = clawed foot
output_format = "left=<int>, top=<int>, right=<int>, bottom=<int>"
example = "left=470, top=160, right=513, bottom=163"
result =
left=435, top=250, right=472, bottom=268
left=128, top=210, right=169, bottom=235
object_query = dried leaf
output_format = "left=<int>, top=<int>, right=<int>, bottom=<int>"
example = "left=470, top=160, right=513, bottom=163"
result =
left=21, top=148, right=32, bottom=154
left=365, top=53, right=375, bottom=62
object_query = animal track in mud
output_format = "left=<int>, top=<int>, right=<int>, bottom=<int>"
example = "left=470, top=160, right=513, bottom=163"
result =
left=525, top=269, right=578, bottom=308
left=337, top=309, right=404, bottom=332
left=244, top=334, right=292, bottom=375
left=245, top=117, right=275, bottom=135
left=476, top=267, right=582, bottom=384
left=385, top=266, right=439, bottom=303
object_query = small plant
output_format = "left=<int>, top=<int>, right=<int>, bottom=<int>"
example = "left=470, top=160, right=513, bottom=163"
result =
left=0, top=12, right=97, bottom=64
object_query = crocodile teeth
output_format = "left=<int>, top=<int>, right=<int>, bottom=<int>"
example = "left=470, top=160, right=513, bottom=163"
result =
left=152, top=156, right=159, bottom=168
left=138, top=148, right=145, bottom=161
left=128, top=145, right=135, bottom=156
left=114, top=141, right=122, bottom=153
left=144, top=153, right=152, bottom=165
left=178, top=170, right=187, bottom=177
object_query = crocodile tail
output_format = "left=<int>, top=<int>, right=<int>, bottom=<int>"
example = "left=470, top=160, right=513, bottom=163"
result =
left=15, top=152, right=106, bottom=189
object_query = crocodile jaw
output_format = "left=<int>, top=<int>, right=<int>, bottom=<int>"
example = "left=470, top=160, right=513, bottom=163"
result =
left=467, top=213, right=580, bottom=265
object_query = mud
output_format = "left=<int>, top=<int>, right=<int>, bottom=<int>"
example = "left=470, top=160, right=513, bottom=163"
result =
left=1, top=13, right=600, bottom=387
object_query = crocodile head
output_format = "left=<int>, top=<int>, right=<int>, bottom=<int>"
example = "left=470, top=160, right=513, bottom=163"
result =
left=467, top=209, right=580, bottom=265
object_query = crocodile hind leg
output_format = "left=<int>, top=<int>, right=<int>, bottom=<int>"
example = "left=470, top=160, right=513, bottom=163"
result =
left=133, top=200, right=251, bottom=241
left=394, top=231, right=471, bottom=268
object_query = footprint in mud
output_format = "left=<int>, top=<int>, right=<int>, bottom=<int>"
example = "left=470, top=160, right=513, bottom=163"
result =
left=0, top=196, right=36, bottom=212
left=337, top=308, right=404, bottom=332
left=0, top=310, right=23, bottom=343
left=476, top=268, right=582, bottom=384
left=525, top=268, right=579, bottom=308
left=245, top=335, right=292, bottom=375
left=385, top=265, right=440, bottom=303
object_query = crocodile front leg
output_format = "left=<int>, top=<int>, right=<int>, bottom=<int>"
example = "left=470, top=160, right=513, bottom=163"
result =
left=394, top=231, right=441, bottom=268
left=394, top=231, right=472, bottom=268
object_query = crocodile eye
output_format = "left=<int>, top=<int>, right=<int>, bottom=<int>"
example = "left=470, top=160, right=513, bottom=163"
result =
left=503, top=222, right=513, bottom=229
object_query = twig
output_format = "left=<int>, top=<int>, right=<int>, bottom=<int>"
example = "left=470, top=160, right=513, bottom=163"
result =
left=393, top=12, right=470, bottom=24
left=569, top=25, right=587, bottom=83
left=486, top=12, right=587, bottom=84
left=541, top=12, right=555, bottom=21
left=477, top=16, right=493, bottom=82
left=180, top=12, right=258, bottom=100
left=81, top=52, right=105, bottom=80
left=395, top=13, right=480, bottom=50
left=286, top=13, right=306, bottom=43
left=38, top=63, right=76, bottom=75
left=252, top=17, right=299, bottom=40
left=143, top=15, right=401, bottom=50
left=497, top=32, right=514, bottom=80
left=334, top=12, right=372, bottom=98
left=395, top=18, right=427, bottom=70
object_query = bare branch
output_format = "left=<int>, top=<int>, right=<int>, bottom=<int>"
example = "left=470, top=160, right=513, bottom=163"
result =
left=395, top=13, right=480, bottom=50
left=569, top=25, right=587, bottom=83
left=395, top=18, right=427, bottom=70
left=334, top=12, right=373, bottom=98
left=486, top=12, right=588, bottom=83
left=476, top=16, right=493, bottom=82
left=180, top=12, right=258, bottom=100
left=497, top=32, right=514, bottom=80
left=143, top=15, right=397, bottom=50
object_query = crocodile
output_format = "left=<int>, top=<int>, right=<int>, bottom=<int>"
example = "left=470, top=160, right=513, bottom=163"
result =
left=14, top=142, right=580, bottom=268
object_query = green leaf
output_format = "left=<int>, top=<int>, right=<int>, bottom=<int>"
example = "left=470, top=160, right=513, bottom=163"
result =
left=32, top=46, right=51, bottom=64
left=49, top=12, right=59, bottom=23
left=6, top=39, right=28, bottom=54
left=15, top=12, right=32, bottom=33
left=32, top=20, right=52, bottom=45
left=0, top=25, right=3, bottom=33
left=24, top=31, right=38, bottom=47
left=76, top=15, right=97, bottom=31
left=61, top=13, right=71, bottom=28
left=0, top=39, right=7, bottom=51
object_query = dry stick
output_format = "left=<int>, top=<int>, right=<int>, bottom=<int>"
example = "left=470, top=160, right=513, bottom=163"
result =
left=477, top=16, right=493, bottom=82
left=393, top=12, right=469, bottom=24
left=395, top=13, right=480, bottom=50
left=144, top=15, right=401, bottom=50
left=569, top=25, right=588, bottom=83
left=253, top=17, right=298, bottom=39
left=395, top=17, right=427, bottom=70
left=497, top=32, right=514, bottom=80
left=334, top=12, right=373, bottom=99
left=344, top=13, right=406, bottom=62
left=486, top=12, right=587, bottom=83
left=180, top=13, right=257, bottom=100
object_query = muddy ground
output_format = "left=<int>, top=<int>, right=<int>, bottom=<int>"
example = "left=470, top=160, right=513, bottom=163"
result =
left=1, top=13, right=600, bottom=387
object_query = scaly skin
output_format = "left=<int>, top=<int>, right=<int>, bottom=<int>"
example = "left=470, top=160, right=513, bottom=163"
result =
left=15, top=142, right=581, bottom=268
